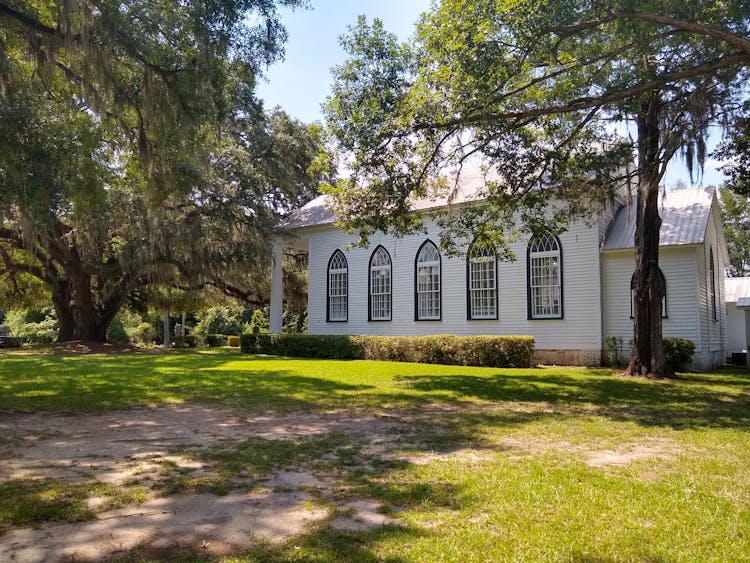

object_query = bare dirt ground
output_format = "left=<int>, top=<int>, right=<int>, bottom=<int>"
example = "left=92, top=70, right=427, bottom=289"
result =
left=0, top=402, right=679, bottom=562
left=0, top=404, right=408, bottom=562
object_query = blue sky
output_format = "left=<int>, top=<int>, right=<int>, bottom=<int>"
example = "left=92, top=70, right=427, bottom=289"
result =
left=256, top=1, right=726, bottom=188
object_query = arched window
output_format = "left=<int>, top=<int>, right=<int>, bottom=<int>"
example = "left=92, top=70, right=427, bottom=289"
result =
left=415, top=240, right=441, bottom=320
left=467, top=240, right=497, bottom=319
left=527, top=234, right=563, bottom=319
left=327, top=250, right=348, bottom=322
left=710, top=247, right=717, bottom=321
left=369, top=246, right=392, bottom=321
left=630, top=273, right=667, bottom=318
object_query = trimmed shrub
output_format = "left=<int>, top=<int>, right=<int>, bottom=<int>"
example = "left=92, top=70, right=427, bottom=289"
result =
left=173, top=335, right=198, bottom=348
left=227, top=335, right=241, bottom=348
left=663, top=337, right=696, bottom=372
left=205, top=333, right=227, bottom=347
left=240, top=333, right=534, bottom=368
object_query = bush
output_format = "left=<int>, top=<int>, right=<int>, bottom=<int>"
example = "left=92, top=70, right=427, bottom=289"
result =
left=107, top=316, right=130, bottom=344
left=227, top=335, right=241, bottom=348
left=250, top=309, right=268, bottom=332
left=663, top=338, right=696, bottom=372
left=205, top=333, right=227, bottom=347
left=241, top=333, right=534, bottom=368
left=173, top=335, right=198, bottom=348
left=130, top=322, right=157, bottom=346
left=193, top=306, right=245, bottom=337
left=5, top=309, right=58, bottom=344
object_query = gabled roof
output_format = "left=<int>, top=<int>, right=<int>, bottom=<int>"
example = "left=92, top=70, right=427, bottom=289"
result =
left=725, top=277, right=750, bottom=304
left=602, top=187, right=716, bottom=251
left=284, top=168, right=490, bottom=230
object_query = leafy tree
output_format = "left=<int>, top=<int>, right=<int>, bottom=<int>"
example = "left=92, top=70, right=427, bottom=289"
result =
left=715, top=105, right=750, bottom=196
left=326, top=3, right=750, bottom=377
left=719, top=189, right=750, bottom=277
left=0, top=0, right=328, bottom=341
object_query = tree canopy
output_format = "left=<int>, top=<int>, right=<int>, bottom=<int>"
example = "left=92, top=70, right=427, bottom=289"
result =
left=0, top=0, right=329, bottom=340
left=326, top=1, right=750, bottom=376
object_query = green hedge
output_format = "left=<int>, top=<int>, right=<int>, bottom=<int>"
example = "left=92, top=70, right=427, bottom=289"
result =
left=241, top=333, right=534, bottom=368
left=205, top=333, right=227, bottom=348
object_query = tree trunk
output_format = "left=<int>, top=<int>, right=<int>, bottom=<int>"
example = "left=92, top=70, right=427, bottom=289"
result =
left=163, top=312, right=171, bottom=348
left=629, top=91, right=670, bottom=377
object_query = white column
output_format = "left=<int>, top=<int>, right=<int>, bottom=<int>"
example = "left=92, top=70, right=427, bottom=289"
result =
left=270, top=241, right=283, bottom=333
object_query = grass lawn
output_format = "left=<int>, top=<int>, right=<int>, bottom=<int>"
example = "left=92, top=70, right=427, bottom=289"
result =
left=1, top=348, right=749, bottom=561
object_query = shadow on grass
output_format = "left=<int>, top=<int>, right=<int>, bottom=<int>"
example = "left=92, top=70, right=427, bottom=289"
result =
left=398, top=371, right=750, bottom=429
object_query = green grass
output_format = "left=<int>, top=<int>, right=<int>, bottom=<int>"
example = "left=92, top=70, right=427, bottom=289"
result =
left=1, top=348, right=749, bottom=561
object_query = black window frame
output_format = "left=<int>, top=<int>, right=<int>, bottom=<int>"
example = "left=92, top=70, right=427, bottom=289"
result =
left=368, top=245, right=393, bottom=322
left=526, top=233, right=564, bottom=320
left=414, top=239, right=442, bottom=321
left=466, top=238, right=499, bottom=320
left=326, top=249, right=348, bottom=323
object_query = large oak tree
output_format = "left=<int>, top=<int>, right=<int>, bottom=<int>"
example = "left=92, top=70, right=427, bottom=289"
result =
left=0, top=0, right=328, bottom=340
left=325, top=2, right=750, bottom=376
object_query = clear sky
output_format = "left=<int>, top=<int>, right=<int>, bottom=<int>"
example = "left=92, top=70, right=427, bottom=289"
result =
left=256, top=1, right=726, bottom=188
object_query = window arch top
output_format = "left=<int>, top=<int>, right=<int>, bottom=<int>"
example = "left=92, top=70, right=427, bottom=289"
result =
left=329, top=250, right=347, bottom=272
left=529, top=233, right=560, bottom=254
left=371, top=246, right=391, bottom=268
left=417, top=241, right=440, bottom=264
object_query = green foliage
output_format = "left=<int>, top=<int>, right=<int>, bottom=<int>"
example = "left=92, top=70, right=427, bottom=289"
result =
left=205, top=334, right=228, bottom=348
left=663, top=338, right=696, bottom=372
left=0, top=0, right=327, bottom=342
left=718, top=189, right=750, bottom=276
left=250, top=309, right=269, bottom=332
left=603, top=336, right=624, bottom=367
left=130, top=323, right=157, bottom=346
left=194, top=306, right=245, bottom=337
left=716, top=107, right=750, bottom=197
left=226, top=335, right=241, bottom=348
left=5, top=309, right=58, bottom=344
left=173, top=335, right=198, bottom=348
left=106, top=317, right=130, bottom=345
left=242, top=333, right=535, bottom=367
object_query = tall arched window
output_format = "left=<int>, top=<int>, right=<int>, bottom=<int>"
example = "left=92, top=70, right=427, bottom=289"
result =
left=415, top=240, right=441, bottom=320
left=369, top=246, right=392, bottom=321
left=527, top=234, right=563, bottom=319
left=467, top=240, right=497, bottom=320
left=630, top=273, right=667, bottom=318
left=327, top=250, right=348, bottom=322
left=710, top=247, right=717, bottom=321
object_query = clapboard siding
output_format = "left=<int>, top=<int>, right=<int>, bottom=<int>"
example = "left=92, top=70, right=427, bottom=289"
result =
left=601, top=246, right=700, bottom=349
left=698, top=202, right=727, bottom=354
left=306, top=218, right=602, bottom=350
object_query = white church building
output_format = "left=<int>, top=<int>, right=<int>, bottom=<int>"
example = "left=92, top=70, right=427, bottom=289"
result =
left=270, top=187, right=728, bottom=370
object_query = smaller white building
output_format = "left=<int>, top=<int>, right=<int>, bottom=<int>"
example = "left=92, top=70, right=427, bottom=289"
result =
left=725, top=277, right=750, bottom=360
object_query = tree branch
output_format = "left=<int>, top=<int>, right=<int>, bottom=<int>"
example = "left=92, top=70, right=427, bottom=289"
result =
left=413, top=52, right=747, bottom=131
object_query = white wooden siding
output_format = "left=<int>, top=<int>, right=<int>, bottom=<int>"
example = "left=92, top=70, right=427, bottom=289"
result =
left=305, top=218, right=603, bottom=350
left=727, top=303, right=746, bottom=353
left=601, top=246, right=700, bottom=350
left=698, top=202, right=728, bottom=354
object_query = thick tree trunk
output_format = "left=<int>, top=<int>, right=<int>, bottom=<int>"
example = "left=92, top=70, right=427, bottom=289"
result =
left=50, top=274, right=121, bottom=343
left=629, top=91, right=670, bottom=377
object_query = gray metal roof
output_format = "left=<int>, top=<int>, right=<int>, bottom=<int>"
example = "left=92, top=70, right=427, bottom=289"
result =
left=284, top=167, right=491, bottom=230
left=736, top=297, right=750, bottom=309
left=725, top=277, right=750, bottom=303
left=602, top=187, right=716, bottom=251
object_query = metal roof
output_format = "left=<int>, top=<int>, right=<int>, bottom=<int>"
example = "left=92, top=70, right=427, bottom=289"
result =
left=602, top=187, right=715, bottom=251
left=725, top=277, right=750, bottom=303
left=284, top=168, right=492, bottom=230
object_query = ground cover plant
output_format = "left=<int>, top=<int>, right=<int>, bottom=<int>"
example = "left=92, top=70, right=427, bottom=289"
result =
left=0, top=347, right=748, bottom=561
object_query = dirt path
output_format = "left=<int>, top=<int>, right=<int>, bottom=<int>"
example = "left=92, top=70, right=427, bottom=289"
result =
left=0, top=404, right=404, bottom=562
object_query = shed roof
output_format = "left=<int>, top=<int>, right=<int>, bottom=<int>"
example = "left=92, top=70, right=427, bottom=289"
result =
left=602, top=187, right=716, bottom=251
left=725, top=277, right=750, bottom=303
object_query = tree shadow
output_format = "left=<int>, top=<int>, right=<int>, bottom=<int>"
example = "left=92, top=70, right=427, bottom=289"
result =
left=397, top=371, right=750, bottom=429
